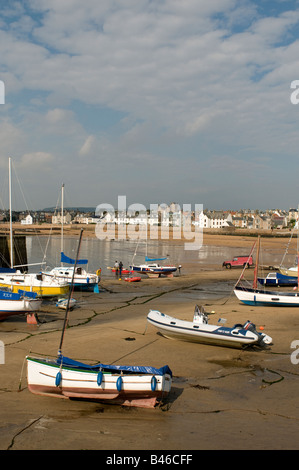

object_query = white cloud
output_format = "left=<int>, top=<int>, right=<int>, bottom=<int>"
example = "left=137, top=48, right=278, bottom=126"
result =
left=79, top=135, right=96, bottom=156
left=19, top=151, right=54, bottom=167
left=0, top=1, right=299, bottom=209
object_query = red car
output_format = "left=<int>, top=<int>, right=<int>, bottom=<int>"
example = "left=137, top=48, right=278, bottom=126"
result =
left=222, top=255, right=253, bottom=269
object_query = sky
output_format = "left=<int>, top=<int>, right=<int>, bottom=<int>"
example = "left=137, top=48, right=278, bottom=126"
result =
left=0, top=0, right=299, bottom=212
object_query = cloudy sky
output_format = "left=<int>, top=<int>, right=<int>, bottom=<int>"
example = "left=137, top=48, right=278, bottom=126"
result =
left=0, top=0, right=299, bottom=211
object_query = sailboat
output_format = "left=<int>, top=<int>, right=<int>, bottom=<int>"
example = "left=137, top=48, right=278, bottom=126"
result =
left=130, top=258, right=177, bottom=278
left=42, top=184, right=101, bottom=291
left=278, top=214, right=299, bottom=277
left=234, top=236, right=299, bottom=306
left=129, top=234, right=177, bottom=278
left=27, top=230, right=172, bottom=408
left=0, top=159, right=69, bottom=298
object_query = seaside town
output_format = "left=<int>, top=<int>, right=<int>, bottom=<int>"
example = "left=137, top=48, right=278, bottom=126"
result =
left=2, top=205, right=299, bottom=231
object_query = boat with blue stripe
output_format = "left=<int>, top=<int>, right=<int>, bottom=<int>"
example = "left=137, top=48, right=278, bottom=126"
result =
left=147, top=305, right=272, bottom=349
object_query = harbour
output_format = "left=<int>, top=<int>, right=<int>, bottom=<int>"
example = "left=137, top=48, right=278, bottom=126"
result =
left=1, top=232, right=299, bottom=450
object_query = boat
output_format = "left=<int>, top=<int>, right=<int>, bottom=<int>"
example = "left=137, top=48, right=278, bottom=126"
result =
left=130, top=263, right=177, bottom=278
left=147, top=305, right=272, bottom=349
left=0, top=159, right=70, bottom=298
left=43, top=265, right=101, bottom=291
left=56, top=297, right=77, bottom=310
left=234, top=285, right=299, bottom=306
left=124, top=276, right=141, bottom=282
left=0, top=289, right=42, bottom=321
left=234, top=236, right=299, bottom=306
left=279, top=266, right=299, bottom=277
left=0, top=271, right=69, bottom=298
left=26, top=230, right=172, bottom=408
left=112, top=268, right=130, bottom=274
left=130, top=255, right=177, bottom=278
left=42, top=184, right=101, bottom=291
left=26, top=355, right=172, bottom=408
left=130, top=240, right=177, bottom=278
left=258, top=272, right=298, bottom=287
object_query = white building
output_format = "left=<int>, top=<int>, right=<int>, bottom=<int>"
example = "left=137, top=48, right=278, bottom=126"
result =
left=21, top=214, right=33, bottom=225
left=194, top=211, right=233, bottom=229
left=52, top=212, right=72, bottom=224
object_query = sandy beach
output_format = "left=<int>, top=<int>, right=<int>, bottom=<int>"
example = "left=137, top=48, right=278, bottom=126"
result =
left=1, top=231, right=299, bottom=451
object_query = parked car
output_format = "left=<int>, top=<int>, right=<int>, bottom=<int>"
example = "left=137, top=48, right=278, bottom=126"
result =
left=222, top=255, right=253, bottom=269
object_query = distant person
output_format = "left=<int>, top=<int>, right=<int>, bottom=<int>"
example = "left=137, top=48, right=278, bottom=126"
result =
left=114, top=261, right=119, bottom=277
left=119, top=261, right=123, bottom=277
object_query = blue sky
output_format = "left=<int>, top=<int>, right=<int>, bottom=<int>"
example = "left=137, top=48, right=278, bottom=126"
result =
left=0, top=0, right=299, bottom=211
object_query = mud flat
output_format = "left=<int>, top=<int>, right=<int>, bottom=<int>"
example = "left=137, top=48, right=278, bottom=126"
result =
left=1, top=257, right=299, bottom=451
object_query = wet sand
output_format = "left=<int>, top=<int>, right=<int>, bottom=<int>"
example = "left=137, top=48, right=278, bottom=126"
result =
left=1, top=233, right=299, bottom=451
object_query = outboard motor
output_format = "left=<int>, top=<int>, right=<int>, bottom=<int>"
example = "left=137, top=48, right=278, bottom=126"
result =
left=243, top=321, right=269, bottom=346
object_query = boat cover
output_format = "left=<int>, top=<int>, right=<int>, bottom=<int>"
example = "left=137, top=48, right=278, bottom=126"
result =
left=60, top=252, right=88, bottom=265
left=145, top=256, right=167, bottom=262
left=0, top=267, right=16, bottom=273
left=57, top=355, right=172, bottom=377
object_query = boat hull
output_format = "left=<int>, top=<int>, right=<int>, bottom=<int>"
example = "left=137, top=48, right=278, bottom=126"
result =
left=0, top=273, right=69, bottom=297
left=130, top=264, right=177, bottom=278
left=0, top=298, right=42, bottom=320
left=26, top=356, right=172, bottom=408
left=258, top=273, right=298, bottom=287
left=234, top=285, right=299, bottom=306
left=147, top=310, right=269, bottom=348
left=279, top=267, right=298, bottom=277
left=42, top=268, right=100, bottom=291
left=0, top=283, right=69, bottom=297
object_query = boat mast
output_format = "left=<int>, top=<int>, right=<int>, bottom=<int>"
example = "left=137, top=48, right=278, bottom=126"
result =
left=61, top=183, right=64, bottom=265
left=9, top=157, right=13, bottom=268
left=253, top=235, right=260, bottom=290
left=58, top=229, right=83, bottom=357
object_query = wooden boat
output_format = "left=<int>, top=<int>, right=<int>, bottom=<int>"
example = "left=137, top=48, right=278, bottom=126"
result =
left=147, top=305, right=272, bottom=349
left=258, top=272, right=298, bottom=287
left=26, top=355, right=172, bottom=408
left=0, top=289, right=42, bottom=321
left=234, top=236, right=299, bottom=306
left=26, top=230, right=172, bottom=408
